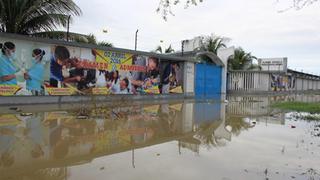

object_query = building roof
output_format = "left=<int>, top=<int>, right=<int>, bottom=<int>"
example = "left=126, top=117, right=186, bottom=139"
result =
left=171, top=50, right=225, bottom=67
left=287, top=69, right=320, bottom=79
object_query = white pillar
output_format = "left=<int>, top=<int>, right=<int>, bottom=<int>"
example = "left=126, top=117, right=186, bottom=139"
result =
left=217, top=47, right=235, bottom=96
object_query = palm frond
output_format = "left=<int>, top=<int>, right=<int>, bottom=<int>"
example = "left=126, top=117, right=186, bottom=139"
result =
left=155, top=45, right=163, bottom=54
left=0, top=0, right=81, bottom=34
left=165, top=45, right=175, bottom=53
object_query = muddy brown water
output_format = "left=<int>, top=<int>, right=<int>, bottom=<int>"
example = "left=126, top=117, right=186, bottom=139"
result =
left=0, top=95, right=319, bottom=180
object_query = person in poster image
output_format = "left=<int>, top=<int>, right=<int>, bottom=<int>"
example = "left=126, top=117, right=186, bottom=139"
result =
left=0, top=42, right=19, bottom=85
left=110, top=77, right=131, bottom=94
left=131, top=57, right=160, bottom=93
left=24, top=49, right=46, bottom=95
left=50, top=46, right=70, bottom=87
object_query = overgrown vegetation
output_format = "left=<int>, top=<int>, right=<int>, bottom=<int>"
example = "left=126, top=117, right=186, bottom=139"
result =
left=272, top=102, right=320, bottom=114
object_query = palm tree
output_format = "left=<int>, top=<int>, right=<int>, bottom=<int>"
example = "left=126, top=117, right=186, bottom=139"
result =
left=98, top=41, right=113, bottom=47
left=0, top=0, right=82, bottom=34
left=86, top=33, right=97, bottom=44
left=73, top=33, right=113, bottom=47
left=155, top=44, right=175, bottom=54
left=201, top=35, right=228, bottom=55
left=227, top=47, right=257, bottom=70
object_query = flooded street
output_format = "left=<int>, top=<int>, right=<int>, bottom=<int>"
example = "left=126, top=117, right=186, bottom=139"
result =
left=0, top=95, right=320, bottom=180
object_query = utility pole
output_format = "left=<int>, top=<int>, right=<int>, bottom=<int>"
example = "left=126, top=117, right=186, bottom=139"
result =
left=67, top=15, right=71, bottom=42
left=135, top=29, right=139, bottom=51
left=181, top=40, right=185, bottom=56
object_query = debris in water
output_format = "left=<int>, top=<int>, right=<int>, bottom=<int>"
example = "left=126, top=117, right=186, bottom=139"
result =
left=244, top=169, right=248, bottom=173
left=291, top=125, right=296, bottom=129
left=9, top=107, right=18, bottom=110
left=291, top=176, right=296, bottom=179
left=16, top=108, right=22, bottom=112
left=100, top=167, right=105, bottom=170
left=156, top=153, right=160, bottom=156
left=77, top=115, right=88, bottom=119
left=264, top=168, right=268, bottom=176
left=20, top=113, right=33, bottom=116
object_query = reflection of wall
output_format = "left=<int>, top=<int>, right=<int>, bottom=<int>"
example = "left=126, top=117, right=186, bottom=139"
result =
left=227, top=95, right=320, bottom=117
left=0, top=102, right=186, bottom=173
left=182, top=102, right=194, bottom=133
left=0, top=100, right=229, bottom=176
left=227, top=96, right=272, bottom=117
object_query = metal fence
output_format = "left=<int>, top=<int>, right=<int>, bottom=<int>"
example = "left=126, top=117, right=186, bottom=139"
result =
left=227, top=71, right=320, bottom=94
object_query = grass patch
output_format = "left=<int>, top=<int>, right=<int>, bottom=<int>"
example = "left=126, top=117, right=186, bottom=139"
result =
left=302, top=115, right=320, bottom=121
left=271, top=102, right=320, bottom=114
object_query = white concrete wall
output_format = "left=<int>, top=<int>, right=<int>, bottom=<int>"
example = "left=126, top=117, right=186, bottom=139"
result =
left=227, top=72, right=320, bottom=93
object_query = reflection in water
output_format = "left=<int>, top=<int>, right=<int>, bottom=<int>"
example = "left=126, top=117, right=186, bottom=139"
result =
left=1, top=95, right=320, bottom=180
left=0, top=101, right=232, bottom=179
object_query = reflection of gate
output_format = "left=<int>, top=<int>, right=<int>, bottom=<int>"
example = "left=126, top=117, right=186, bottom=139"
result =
left=195, top=64, right=222, bottom=98
left=194, top=103, right=221, bottom=124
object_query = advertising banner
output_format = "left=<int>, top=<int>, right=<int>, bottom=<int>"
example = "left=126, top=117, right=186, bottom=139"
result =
left=0, top=37, right=184, bottom=96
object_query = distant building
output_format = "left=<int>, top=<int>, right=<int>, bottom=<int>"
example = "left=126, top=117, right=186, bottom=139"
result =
left=182, top=36, right=204, bottom=52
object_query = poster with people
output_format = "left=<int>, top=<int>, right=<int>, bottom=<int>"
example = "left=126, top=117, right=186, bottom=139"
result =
left=0, top=37, right=184, bottom=96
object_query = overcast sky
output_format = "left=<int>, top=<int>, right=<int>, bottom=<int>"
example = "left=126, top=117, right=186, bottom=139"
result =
left=70, top=0, right=320, bottom=74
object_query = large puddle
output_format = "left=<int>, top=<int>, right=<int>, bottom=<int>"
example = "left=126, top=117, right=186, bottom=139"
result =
left=0, top=95, right=320, bottom=180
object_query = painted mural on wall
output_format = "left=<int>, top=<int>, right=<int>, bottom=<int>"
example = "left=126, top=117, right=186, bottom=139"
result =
left=271, top=74, right=296, bottom=91
left=0, top=39, right=184, bottom=96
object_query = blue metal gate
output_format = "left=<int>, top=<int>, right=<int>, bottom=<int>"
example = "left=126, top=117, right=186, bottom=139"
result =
left=195, top=64, right=222, bottom=98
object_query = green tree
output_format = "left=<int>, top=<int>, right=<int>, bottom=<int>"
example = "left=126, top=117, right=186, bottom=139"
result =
left=227, top=47, right=257, bottom=70
left=0, top=0, right=81, bottom=34
left=154, top=44, right=175, bottom=54
left=86, top=33, right=97, bottom=44
left=201, top=35, right=229, bottom=55
left=98, top=41, right=113, bottom=47
left=75, top=34, right=114, bottom=47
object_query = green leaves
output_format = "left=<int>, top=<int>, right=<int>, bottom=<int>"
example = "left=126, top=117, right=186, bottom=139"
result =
left=154, top=44, right=175, bottom=54
left=201, top=35, right=229, bottom=55
left=0, top=0, right=82, bottom=34
left=228, top=47, right=257, bottom=70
